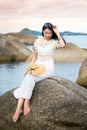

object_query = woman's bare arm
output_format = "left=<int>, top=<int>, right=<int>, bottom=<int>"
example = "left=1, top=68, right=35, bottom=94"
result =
left=53, top=26, right=66, bottom=48
left=31, top=51, right=38, bottom=63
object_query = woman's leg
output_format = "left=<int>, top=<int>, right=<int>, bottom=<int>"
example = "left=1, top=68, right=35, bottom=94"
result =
left=24, top=99, right=30, bottom=116
left=12, top=98, right=24, bottom=122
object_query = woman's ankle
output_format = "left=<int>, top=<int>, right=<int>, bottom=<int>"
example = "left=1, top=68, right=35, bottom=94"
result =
left=24, top=99, right=30, bottom=116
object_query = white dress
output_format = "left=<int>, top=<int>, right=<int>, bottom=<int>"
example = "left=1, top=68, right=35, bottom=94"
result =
left=13, top=38, right=59, bottom=99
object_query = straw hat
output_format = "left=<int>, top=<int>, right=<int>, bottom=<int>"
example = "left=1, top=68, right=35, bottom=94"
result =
left=25, top=63, right=46, bottom=76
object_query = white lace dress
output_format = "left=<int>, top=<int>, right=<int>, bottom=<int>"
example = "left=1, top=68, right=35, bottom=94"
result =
left=13, top=38, right=59, bottom=99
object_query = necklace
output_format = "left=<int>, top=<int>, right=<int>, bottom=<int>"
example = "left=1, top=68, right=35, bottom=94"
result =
left=41, top=39, right=50, bottom=47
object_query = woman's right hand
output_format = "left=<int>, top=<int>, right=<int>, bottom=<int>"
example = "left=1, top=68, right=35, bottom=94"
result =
left=53, top=25, right=59, bottom=34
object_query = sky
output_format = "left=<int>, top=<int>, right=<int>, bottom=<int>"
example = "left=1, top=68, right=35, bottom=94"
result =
left=0, top=0, right=87, bottom=33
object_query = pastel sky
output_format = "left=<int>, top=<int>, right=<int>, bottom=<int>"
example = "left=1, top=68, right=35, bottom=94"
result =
left=0, top=0, right=87, bottom=33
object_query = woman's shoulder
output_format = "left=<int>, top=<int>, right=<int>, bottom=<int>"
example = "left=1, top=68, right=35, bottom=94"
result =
left=33, top=38, right=42, bottom=49
left=35, top=38, right=42, bottom=43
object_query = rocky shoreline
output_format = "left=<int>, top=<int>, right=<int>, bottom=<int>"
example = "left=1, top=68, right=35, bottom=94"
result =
left=0, top=33, right=36, bottom=62
left=0, top=32, right=87, bottom=130
left=0, top=33, right=87, bottom=62
left=0, top=32, right=87, bottom=88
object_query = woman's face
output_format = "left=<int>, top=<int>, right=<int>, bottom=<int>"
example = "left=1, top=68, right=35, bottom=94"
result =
left=43, top=28, right=52, bottom=40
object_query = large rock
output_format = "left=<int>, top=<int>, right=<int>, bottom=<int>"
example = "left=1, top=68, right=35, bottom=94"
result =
left=27, top=42, right=87, bottom=62
left=0, top=34, right=32, bottom=62
left=54, top=43, right=87, bottom=62
left=0, top=77, right=87, bottom=130
left=1, top=33, right=87, bottom=62
left=76, top=58, right=87, bottom=88
left=4, top=33, right=37, bottom=45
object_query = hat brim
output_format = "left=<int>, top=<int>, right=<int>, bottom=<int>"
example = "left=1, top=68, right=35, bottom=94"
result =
left=26, top=63, right=46, bottom=76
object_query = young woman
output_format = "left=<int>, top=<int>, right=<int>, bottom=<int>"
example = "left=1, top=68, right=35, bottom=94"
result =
left=12, top=22, right=66, bottom=122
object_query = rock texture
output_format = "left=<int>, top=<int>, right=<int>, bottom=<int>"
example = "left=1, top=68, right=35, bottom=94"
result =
left=0, top=34, right=32, bottom=62
left=76, top=58, right=87, bottom=88
left=0, top=33, right=87, bottom=62
left=4, top=33, right=37, bottom=45
left=27, top=42, right=87, bottom=62
left=54, top=43, right=87, bottom=62
left=0, top=77, right=87, bottom=130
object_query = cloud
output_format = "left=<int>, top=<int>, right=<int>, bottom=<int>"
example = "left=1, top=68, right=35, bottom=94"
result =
left=0, top=0, right=87, bottom=17
left=0, top=0, right=87, bottom=32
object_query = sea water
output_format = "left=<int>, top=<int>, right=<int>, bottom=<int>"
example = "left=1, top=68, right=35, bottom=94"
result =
left=63, top=35, right=87, bottom=49
left=0, top=61, right=82, bottom=96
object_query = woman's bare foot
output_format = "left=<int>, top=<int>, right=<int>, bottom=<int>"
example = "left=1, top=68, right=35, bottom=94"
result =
left=12, top=98, right=24, bottom=122
left=24, top=100, right=30, bottom=116
left=12, top=109, right=22, bottom=123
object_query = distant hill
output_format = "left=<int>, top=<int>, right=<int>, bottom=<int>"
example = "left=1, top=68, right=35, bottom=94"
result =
left=19, top=28, right=87, bottom=36
left=19, top=28, right=41, bottom=36
left=61, top=31, right=87, bottom=36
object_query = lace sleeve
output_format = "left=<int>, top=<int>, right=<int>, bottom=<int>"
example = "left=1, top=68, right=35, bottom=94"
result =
left=33, top=39, right=38, bottom=52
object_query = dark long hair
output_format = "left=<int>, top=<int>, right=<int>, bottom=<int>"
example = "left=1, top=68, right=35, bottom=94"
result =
left=42, top=23, right=58, bottom=40
left=42, top=23, right=66, bottom=44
